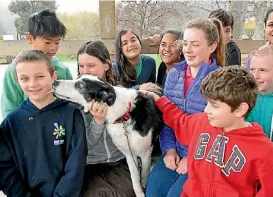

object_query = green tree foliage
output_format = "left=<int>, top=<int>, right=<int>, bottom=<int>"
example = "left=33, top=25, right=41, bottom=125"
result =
left=8, top=0, right=57, bottom=37
left=58, top=12, right=100, bottom=40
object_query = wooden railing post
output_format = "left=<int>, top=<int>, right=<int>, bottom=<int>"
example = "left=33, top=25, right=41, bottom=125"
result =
left=99, top=0, right=116, bottom=39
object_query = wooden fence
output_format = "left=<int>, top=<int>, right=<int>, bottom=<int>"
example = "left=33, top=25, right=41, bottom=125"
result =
left=0, top=39, right=267, bottom=63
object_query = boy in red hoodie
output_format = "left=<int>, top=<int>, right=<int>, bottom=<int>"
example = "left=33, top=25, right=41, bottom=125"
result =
left=144, top=66, right=273, bottom=197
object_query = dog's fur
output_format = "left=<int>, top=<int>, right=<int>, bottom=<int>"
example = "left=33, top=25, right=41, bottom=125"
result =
left=52, top=75, right=163, bottom=197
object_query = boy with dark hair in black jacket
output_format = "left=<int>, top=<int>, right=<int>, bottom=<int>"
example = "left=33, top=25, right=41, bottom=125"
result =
left=209, top=8, right=241, bottom=66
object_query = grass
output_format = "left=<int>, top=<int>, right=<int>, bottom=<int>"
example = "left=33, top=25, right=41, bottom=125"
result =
left=0, top=57, right=6, bottom=64
left=56, top=55, right=76, bottom=62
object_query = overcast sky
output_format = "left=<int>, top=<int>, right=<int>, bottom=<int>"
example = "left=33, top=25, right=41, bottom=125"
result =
left=57, top=0, right=99, bottom=13
left=0, top=0, right=100, bottom=13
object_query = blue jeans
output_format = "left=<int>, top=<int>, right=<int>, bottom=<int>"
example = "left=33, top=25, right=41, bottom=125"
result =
left=146, top=156, right=188, bottom=197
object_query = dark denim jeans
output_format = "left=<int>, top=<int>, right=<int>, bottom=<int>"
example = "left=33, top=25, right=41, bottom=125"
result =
left=145, top=156, right=188, bottom=197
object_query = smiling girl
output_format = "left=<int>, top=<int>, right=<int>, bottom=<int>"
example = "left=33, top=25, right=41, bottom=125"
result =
left=77, top=40, right=135, bottom=197
left=146, top=18, right=225, bottom=197
left=113, top=30, right=160, bottom=91
left=157, top=30, right=185, bottom=88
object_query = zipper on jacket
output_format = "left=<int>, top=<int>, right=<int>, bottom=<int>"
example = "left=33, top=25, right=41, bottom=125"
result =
left=260, top=95, right=264, bottom=102
left=104, top=131, right=111, bottom=162
left=269, top=114, right=273, bottom=141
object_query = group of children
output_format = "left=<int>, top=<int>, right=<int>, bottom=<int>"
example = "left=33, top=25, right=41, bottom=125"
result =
left=0, top=6, right=272, bottom=197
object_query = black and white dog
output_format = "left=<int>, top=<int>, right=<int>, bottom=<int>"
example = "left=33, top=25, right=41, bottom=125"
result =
left=52, top=75, right=163, bottom=197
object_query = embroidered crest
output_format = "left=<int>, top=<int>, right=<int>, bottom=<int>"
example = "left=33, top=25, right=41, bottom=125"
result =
left=53, top=123, right=65, bottom=145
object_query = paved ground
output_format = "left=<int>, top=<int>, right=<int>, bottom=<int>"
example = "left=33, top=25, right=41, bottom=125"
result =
left=0, top=62, right=77, bottom=122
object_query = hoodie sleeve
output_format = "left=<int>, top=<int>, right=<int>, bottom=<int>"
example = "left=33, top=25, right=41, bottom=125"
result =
left=255, top=150, right=273, bottom=197
left=53, top=109, right=86, bottom=197
left=81, top=111, right=106, bottom=148
left=1, top=63, right=25, bottom=119
left=86, top=118, right=106, bottom=149
left=155, top=96, right=198, bottom=146
left=64, top=67, right=73, bottom=80
left=0, top=121, right=31, bottom=197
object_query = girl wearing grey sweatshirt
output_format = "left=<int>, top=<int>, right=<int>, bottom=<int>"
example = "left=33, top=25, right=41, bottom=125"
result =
left=77, top=41, right=134, bottom=197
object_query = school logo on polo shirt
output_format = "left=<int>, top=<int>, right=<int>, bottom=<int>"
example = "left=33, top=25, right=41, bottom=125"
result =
left=53, top=122, right=66, bottom=145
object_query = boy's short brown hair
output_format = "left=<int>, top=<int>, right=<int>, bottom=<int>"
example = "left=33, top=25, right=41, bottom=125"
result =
left=200, top=66, right=258, bottom=116
left=209, top=8, right=234, bottom=29
left=14, top=50, right=54, bottom=76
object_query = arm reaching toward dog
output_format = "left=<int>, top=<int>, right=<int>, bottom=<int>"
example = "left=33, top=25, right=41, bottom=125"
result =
left=139, top=82, right=161, bottom=91
left=141, top=91, right=197, bottom=146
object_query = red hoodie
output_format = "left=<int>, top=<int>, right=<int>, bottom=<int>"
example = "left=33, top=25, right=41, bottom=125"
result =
left=156, top=97, right=273, bottom=197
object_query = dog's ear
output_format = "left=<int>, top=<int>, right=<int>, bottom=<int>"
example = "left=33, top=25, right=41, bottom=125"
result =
left=105, top=93, right=116, bottom=105
left=94, top=84, right=116, bottom=106
left=99, top=90, right=116, bottom=106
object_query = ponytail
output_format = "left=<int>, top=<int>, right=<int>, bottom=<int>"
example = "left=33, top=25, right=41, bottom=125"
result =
left=209, top=18, right=225, bottom=67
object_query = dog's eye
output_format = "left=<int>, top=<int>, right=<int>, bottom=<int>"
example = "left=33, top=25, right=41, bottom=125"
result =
left=76, top=82, right=85, bottom=89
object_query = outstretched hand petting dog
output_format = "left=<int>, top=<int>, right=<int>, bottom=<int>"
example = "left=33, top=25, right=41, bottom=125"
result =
left=88, top=99, right=108, bottom=124
left=139, top=82, right=161, bottom=91
left=139, top=90, right=161, bottom=101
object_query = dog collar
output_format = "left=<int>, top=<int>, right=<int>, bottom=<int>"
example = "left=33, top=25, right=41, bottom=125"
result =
left=113, top=102, right=132, bottom=124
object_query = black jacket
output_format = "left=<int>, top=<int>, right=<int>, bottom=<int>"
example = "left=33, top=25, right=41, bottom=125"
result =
left=225, top=40, right=241, bottom=66
left=0, top=99, right=86, bottom=197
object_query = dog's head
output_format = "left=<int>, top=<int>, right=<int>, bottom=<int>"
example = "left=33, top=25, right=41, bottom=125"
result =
left=52, top=75, right=116, bottom=112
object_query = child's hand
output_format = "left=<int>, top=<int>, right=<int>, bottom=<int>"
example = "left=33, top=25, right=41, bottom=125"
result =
left=139, top=82, right=161, bottom=91
left=88, top=100, right=108, bottom=124
left=163, top=149, right=180, bottom=171
left=176, top=157, right=188, bottom=175
left=138, top=90, right=161, bottom=101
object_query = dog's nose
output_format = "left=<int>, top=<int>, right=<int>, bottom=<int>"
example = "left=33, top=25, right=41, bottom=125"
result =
left=52, top=80, right=60, bottom=88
